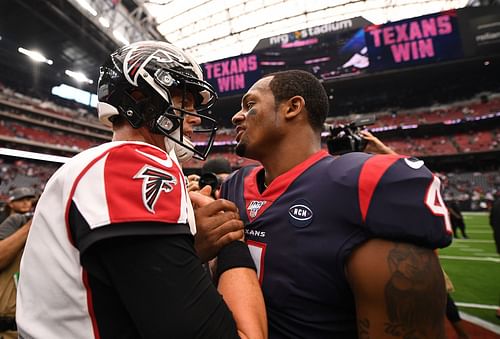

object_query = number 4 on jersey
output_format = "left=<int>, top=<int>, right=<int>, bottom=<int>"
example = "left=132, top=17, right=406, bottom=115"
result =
left=425, top=175, right=453, bottom=234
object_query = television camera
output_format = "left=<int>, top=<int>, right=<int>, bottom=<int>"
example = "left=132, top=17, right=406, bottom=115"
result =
left=325, top=115, right=376, bottom=155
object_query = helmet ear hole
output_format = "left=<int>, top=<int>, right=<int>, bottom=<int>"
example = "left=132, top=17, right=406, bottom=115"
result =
left=122, top=107, right=144, bottom=128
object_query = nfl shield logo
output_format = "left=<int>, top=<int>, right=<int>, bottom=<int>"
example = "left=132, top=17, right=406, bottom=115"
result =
left=247, top=200, right=266, bottom=218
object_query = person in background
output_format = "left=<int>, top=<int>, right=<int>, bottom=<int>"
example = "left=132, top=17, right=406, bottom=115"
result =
left=0, top=187, right=35, bottom=224
left=490, top=194, right=500, bottom=319
left=360, top=129, right=397, bottom=155
left=222, top=69, right=452, bottom=338
left=443, top=271, right=469, bottom=339
left=0, top=187, right=35, bottom=339
left=448, top=199, right=469, bottom=239
left=188, top=158, right=232, bottom=199
left=16, top=41, right=266, bottom=339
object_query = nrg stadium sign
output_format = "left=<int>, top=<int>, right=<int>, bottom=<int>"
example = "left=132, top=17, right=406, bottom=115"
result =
left=268, top=19, right=353, bottom=45
left=253, top=16, right=372, bottom=50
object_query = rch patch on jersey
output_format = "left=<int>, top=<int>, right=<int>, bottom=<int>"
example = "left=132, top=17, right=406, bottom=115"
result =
left=288, top=199, right=314, bottom=228
left=133, top=165, right=177, bottom=213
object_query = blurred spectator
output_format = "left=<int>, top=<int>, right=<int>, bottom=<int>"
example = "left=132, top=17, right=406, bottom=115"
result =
left=490, top=195, right=500, bottom=255
left=489, top=195, right=500, bottom=319
left=447, top=200, right=469, bottom=239
left=360, top=130, right=397, bottom=155
left=0, top=188, right=35, bottom=224
left=444, top=271, right=469, bottom=339
left=0, top=187, right=35, bottom=339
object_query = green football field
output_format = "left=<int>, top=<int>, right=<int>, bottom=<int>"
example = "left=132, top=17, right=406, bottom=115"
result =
left=439, top=212, right=500, bottom=326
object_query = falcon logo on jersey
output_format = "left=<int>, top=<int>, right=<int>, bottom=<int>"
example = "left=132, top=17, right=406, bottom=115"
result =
left=133, top=165, right=177, bottom=213
left=288, top=200, right=313, bottom=228
left=247, top=200, right=266, bottom=218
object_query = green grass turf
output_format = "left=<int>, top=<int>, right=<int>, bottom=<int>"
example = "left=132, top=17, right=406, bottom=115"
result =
left=439, top=212, right=500, bottom=326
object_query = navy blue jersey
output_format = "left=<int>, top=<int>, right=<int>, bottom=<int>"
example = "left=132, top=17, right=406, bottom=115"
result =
left=220, top=150, right=452, bottom=338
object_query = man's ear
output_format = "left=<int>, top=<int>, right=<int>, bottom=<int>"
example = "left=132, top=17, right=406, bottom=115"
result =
left=283, top=96, right=305, bottom=119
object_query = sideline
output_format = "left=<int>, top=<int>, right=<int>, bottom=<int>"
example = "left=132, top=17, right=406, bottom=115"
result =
left=462, top=212, right=488, bottom=216
left=466, top=230, right=497, bottom=234
left=457, top=303, right=499, bottom=310
left=459, top=311, right=500, bottom=335
left=453, top=239, right=494, bottom=243
left=439, top=255, right=500, bottom=263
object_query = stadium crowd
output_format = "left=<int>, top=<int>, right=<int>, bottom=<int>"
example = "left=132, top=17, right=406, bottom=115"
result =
left=0, top=78, right=499, bottom=212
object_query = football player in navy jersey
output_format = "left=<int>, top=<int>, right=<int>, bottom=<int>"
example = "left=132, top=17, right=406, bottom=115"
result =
left=16, top=41, right=266, bottom=339
left=221, top=69, right=452, bottom=338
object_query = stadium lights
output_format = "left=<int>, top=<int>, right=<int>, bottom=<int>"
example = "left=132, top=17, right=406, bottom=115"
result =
left=75, top=0, right=97, bottom=16
left=99, top=17, right=110, bottom=28
left=52, top=84, right=97, bottom=107
left=113, top=30, right=130, bottom=45
left=18, top=47, right=53, bottom=65
left=65, top=70, right=93, bottom=84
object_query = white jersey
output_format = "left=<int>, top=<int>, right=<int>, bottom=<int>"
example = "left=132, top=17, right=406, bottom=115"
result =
left=16, top=141, right=195, bottom=339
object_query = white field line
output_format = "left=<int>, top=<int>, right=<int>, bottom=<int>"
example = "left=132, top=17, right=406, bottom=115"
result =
left=466, top=230, right=497, bottom=234
left=462, top=212, right=488, bottom=216
left=439, top=255, right=500, bottom=262
left=453, top=239, right=494, bottom=243
left=457, top=303, right=498, bottom=310
left=459, top=311, right=500, bottom=334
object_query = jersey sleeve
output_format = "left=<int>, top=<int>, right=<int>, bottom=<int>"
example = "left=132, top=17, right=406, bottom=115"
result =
left=68, top=143, right=192, bottom=253
left=359, top=155, right=452, bottom=248
left=332, top=153, right=452, bottom=249
left=81, top=233, right=239, bottom=338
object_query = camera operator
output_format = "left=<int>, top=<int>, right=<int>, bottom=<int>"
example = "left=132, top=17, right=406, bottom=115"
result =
left=325, top=118, right=396, bottom=156
left=0, top=187, right=35, bottom=339
left=360, top=130, right=397, bottom=155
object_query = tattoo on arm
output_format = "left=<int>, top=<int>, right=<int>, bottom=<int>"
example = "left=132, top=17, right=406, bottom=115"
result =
left=384, top=243, right=446, bottom=339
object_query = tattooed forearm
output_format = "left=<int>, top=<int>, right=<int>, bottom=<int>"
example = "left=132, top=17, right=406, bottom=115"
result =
left=358, top=318, right=370, bottom=339
left=384, top=243, right=446, bottom=338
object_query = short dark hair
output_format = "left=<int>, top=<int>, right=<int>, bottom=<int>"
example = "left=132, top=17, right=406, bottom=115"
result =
left=267, top=70, right=329, bottom=131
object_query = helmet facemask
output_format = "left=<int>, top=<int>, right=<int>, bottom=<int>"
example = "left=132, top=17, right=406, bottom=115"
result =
left=151, top=68, right=218, bottom=161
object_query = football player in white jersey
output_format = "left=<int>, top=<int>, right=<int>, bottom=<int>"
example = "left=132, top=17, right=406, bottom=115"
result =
left=16, top=41, right=266, bottom=339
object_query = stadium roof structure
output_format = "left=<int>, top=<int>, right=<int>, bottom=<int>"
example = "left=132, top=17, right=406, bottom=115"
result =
left=0, top=0, right=161, bottom=95
left=145, top=0, right=470, bottom=63
left=0, top=0, right=490, bottom=99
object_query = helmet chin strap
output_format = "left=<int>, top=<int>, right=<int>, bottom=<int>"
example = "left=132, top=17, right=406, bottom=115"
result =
left=164, top=128, right=195, bottom=163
